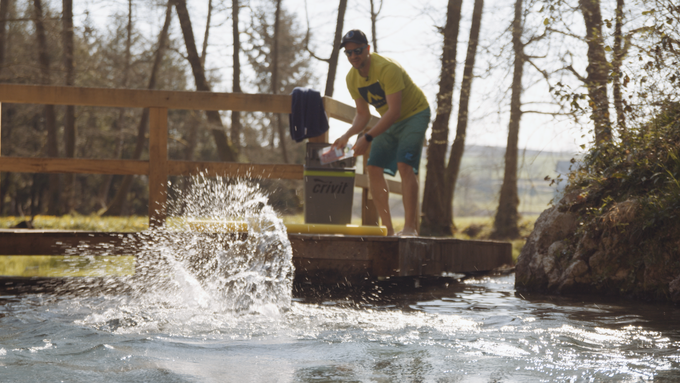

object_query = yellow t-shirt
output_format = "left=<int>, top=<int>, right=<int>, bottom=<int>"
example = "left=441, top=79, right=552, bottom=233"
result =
left=346, top=53, right=429, bottom=122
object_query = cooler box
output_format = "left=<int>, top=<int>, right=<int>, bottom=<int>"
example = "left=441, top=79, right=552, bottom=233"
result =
left=305, top=142, right=356, bottom=169
left=304, top=169, right=355, bottom=224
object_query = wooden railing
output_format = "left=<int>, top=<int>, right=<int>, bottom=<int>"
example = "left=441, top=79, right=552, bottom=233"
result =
left=0, top=84, right=401, bottom=226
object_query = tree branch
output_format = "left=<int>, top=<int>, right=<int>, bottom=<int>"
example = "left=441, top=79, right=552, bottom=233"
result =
left=522, top=110, right=573, bottom=116
left=565, top=64, right=587, bottom=83
left=303, top=0, right=330, bottom=63
left=546, top=27, right=584, bottom=42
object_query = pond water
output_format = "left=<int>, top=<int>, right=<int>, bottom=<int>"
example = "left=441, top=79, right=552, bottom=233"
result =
left=2, top=274, right=680, bottom=382
left=1, top=178, right=679, bottom=382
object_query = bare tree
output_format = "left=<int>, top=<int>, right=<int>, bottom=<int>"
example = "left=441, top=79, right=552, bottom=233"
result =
left=444, top=0, right=484, bottom=233
left=0, top=0, right=10, bottom=214
left=33, top=0, right=61, bottom=215
left=304, top=0, right=347, bottom=97
left=99, top=0, right=133, bottom=209
left=103, top=3, right=173, bottom=216
left=612, top=0, right=626, bottom=133
left=271, top=0, right=289, bottom=162
left=200, top=0, right=212, bottom=68
left=579, top=0, right=611, bottom=144
left=231, top=0, right=243, bottom=149
left=491, top=0, right=524, bottom=240
left=0, top=0, right=10, bottom=76
left=174, top=0, right=237, bottom=162
left=369, top=0, right=382, bottom=52
left=62, top=0, right=75, bottom=212
left=420, top=0, right=464, bottom=236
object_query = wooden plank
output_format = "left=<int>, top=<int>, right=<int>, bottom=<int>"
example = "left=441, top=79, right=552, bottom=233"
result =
left=148, top=107, right=168, bottom=227
left=0, top=231, right=128, bottom=255
left=293, top=258, right=372, bottom=285
left=440, top=239, right=512, bottom=273
left=0, top=231, right=512, bottom=283
left=322, top=97, right=380, bottom=127
left=0, top=84, right=291, bottom=113
left=0, top=156, right=148, bottom=175
left=355, top=173, right=402, bottom=195
left=0, top=157, right=303, bottom=180
left=289, top=235, right=373, bottom=261
left=168, top=160, right=303, bottom=180
left=398, top=238, right=434, bottom=276
left=370, top=239, right=400, bottom=277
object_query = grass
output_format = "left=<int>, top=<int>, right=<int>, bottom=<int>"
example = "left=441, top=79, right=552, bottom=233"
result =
left=0, top=214, right=149, bottom=231
left=0, top=255, right=136, bottom=277
left=0, top=214, right=536, bottom=277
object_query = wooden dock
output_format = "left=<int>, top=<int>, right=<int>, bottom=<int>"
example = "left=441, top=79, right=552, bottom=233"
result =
left=0, top=84, right=512, bottom=289
left=0, top=230, right=511, bottom=285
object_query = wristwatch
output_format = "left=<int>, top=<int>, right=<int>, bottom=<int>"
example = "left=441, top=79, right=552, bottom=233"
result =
left=364, top=133, right=373, bottom=142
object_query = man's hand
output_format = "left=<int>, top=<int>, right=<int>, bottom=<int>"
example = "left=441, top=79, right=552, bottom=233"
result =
left=353, top=134, right=370, bottom=156
left=331, top=133, right=350, bottom=150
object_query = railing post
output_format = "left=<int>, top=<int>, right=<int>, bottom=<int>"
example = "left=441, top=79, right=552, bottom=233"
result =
left=148, top=107, right=168, bottom=228
left=0, top=102, right=2, bottom=209
left=361, top=154, right=379, bottom=226
left=307, top=133, right=328, bottom=144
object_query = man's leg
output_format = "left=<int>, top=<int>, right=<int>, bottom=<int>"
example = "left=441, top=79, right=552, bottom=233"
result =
left=367, top=165, right=394, bottom=236
left=397, top=162, right=419, bottom=236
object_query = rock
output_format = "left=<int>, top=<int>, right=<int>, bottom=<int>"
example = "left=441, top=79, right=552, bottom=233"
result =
left=516, top=202, right=579, bottom=292
left=612, top=268, right=630, bottom=281
left=670, top=275, right=680, bottom=303
left=557, top=260, right=588, bottom=291
left=588, top=251, right=606, bottom=274
left=516, top=194, right=679, bottom=301
left=11, top=220, right=34, bottom=229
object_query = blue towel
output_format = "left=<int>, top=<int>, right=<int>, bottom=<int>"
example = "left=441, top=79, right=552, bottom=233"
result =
left=289, top=87, right=330, bottom=142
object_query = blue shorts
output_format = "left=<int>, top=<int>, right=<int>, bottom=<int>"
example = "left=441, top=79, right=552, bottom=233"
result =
left=367, top=108, right=430, bottom=176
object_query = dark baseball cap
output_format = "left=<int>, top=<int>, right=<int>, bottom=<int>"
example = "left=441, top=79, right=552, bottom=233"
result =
left=340, top=29, right=368, bottom=47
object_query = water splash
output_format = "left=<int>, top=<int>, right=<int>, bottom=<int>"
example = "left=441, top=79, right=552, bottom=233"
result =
left=55, top=176, right=294, bottom=329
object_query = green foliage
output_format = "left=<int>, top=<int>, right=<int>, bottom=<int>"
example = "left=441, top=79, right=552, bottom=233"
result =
left=564, top=102, right=680, bottom=239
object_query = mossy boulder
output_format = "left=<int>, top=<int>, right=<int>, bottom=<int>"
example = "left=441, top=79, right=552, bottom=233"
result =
left=516, top=103, right=680, bottom=302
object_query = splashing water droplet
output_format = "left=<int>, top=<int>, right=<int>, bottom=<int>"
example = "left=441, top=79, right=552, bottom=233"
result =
left=56, top=176, right=294, bottom=331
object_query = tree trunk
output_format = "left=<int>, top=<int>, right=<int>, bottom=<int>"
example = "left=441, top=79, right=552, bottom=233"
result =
left=62, top=0, right=76, bottom=213
left=174, top=0, right=237, bottom=162
left=420, top=0, right=463, bottom=237
left=579, top=0, right=611, bottom=144
left=100, top=0, right=133, bottom=209
left=0, top=0, right=10, bottom=77
left=324, top=0, right=347, bottom=97
left=444, top=0, right=483, bottom=231
left=184, top=112, right=199, bottom=160
left=0, top=0, right=8, bottom=214
left=231, top=0, right=242, bottom=149
left=612, top=0, right=625, bottom=134
left=369, top=0, right=382, bottom=52
left=103, top=4, right=173, bottom=216
left=491, top=0, right=524, bottom=240
left=200, top=0, right=212, bottom=68
left=272, top=0, right=288, bottom=163
left=34, top=0, right=61, bottom=215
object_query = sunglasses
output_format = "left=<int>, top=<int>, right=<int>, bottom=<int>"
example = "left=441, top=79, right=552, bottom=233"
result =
left=344, top=45, right=367, bottom=57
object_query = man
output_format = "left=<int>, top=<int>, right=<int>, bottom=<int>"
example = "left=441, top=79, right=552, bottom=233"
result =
left=332, top=29, right=430, bottom=236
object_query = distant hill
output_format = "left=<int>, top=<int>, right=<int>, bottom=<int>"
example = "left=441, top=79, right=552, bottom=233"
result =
left=353, top=145, right=580, bottom=219
left=449, top=145, right=579, bottom=216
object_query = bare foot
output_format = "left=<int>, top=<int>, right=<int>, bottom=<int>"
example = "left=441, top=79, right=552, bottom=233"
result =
left=396, top=229, right=418, bottom=237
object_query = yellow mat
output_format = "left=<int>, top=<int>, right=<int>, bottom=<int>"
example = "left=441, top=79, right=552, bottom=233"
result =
left=188, top=220, right=387, bottom=236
